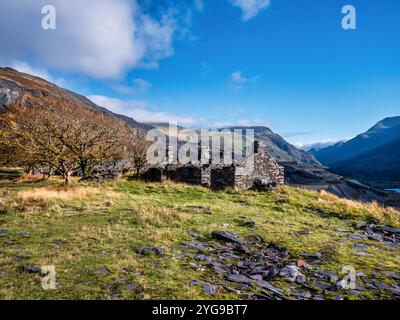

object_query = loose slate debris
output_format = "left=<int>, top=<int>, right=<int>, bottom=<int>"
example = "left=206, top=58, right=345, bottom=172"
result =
left=226, top=274, right=253, bottom=284
left=381, top=271, right=400, bottom=280
left=179, top=227, right=400, bottom=300
left=300, top=252, right=322, bottom=259
left=203, top=283, right=216, bottom=295
left=21, top=265, right=41, bottom=274
left=18, top=231, right=31, bottom=238
left=0, top=229, right=9, bottom=236
left=95, top=267, right=111, bottom=275
left=211, top=231, right=243, bottom=244
left=124, top=283, right=138, bottom=292
left=133, top=246, right=164, bottom=256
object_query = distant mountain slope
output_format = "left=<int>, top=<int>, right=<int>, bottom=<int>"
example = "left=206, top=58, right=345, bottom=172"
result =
left=0, top=67, right=153, bottom=131
left=312, top=117, right=400, bottom=186
left=222, top=126, right=321, bottom=165
left=148, top=123, right=321, bottom=166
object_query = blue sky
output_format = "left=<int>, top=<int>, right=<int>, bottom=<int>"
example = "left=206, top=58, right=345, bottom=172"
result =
left=1, top=0, right=399, bottom=148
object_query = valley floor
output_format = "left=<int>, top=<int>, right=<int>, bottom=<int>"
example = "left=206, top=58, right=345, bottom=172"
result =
left=0, top=173, right=399, bottom=300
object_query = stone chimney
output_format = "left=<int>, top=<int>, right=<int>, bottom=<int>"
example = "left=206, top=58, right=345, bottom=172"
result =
left=254, top=141, right=267, bottom=154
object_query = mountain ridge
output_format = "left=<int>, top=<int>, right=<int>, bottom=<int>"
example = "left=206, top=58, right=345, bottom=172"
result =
left=312, top=116, right=400, bottom=187
left=0, top=67, right=154, bottom=132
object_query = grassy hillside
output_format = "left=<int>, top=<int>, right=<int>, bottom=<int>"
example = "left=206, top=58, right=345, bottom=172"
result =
left=0, top=173, right=399, bottom=300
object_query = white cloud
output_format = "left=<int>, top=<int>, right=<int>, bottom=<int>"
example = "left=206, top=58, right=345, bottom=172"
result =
left=113, top=78, right=152, bottom=94
left=206, top=118, right=271, bottom=128
left=11, top=61, right=54, bottom=83
left=230, top=0, right=271, bottom=21
left=294, top=139, right=347, bottom=151
left=11, top=61, right=68, bottom=88
left=87, top=95, right=271, bottom=129
left=228, top=71, right=258, bottom=90
left=0, top=0, right=185, bottom=79
left=87, top=95, right=196, bottom=125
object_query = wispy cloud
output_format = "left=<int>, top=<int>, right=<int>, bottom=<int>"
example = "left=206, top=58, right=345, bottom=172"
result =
left=280, top=131, right=312, bottom=139
left=230, top=0, right=271, bottom=21
left=87, top=94, right=272, bottom=129
left=201, top=62, right=213, bottom=77
left=228, top=71, right=259, bottom=90
left=87, top=95, right=197, bottom=126
left=113, top=78, right=152, bottom=95
left=206, top=118, right=272, bottom=128
left=294, top=139, right=348, bottom=151
left=11, top=61, right=67, bottom=88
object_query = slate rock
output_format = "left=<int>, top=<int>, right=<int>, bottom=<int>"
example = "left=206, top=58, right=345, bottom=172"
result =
left=280, top=265, right=302, bottom=282
left=95, top=267, right=111, bottom=275
left=262, top=266, right=279, bottom=281
left=348, top=234, right=369, bottom=240
left=211, top=231, right=243, bottom=244
left=296, top=274, right=307, bottom=284
left=0, top=229, right=8, bottom=236
left=387, top=287, right=400, bottom=296
left=256, top=280, right=283, bottom=296
left=133, top=246, right=164, bottom=256
left=203, top=283, right=216, bottom=295
left=298, top=291, right=312, bottom=299
left=113, top=278, right=127, bottom=284
left=195, top=254, right=212, bottom=263
left=223, top=285, right=240, bottom=294
left=300, top=252, right=322, bottom=259
left=187, top=241, right=207, bottom=253
left=210, top=262, right=228, bottom=275
left=233, top=245, right=249, bottom=254
left=225, top=274, right=253, bottom=284
left=22, top=265, right=41, bottom=274
left=382, top=226, right=400, bottom=234
left=353, top=244, right=367, bottom=251
left=335, top=228, right=350, bottom=233
left=18, top=231, right=31, bottom=238
left=241, top=220, right=256, bottom=228
left=189, top=230, right=203, bottom=240
left=354, top=251, right=369, bottom=256
left=250, top=274, right=263, bottom=282
left=381, top=271, right=400, bottom=280
left=124, top=283, right=138, bottom=291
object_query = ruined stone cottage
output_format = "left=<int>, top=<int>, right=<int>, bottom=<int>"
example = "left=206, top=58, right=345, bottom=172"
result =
left=142, top=141, right=284, bottom=191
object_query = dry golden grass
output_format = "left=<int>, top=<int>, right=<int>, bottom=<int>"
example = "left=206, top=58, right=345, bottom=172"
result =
left=317, top=190, right=400, bottom=226
left=1, top=186, right=121, bottom=213
left=16, top=173, right=44, bottom=183
left=17, top=187, right=100, bottom=202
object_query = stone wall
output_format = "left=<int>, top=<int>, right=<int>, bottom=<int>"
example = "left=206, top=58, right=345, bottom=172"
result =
left=142, top=141, right=285, bottom=191
left=210, top=166, right=236, bottom=190
left=173, top=165, right=203, bottom=185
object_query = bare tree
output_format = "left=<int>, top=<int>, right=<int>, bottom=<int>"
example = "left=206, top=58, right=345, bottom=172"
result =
left=125, top=129, right=150, bottom=176
left=0, top=94, right=131, bottom=184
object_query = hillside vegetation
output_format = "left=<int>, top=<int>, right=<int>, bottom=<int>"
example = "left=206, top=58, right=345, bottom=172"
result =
left=0, top=172, right=399, bottom=300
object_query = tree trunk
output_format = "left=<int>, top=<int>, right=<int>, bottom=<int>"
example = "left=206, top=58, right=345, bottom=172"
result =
left=63, top=173, right=69, bottom=185
left=79, top=160, right=88, bottom=177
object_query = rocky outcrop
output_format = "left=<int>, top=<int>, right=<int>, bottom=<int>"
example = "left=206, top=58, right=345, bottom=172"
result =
left=0, top=78, right=23, bottom=111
